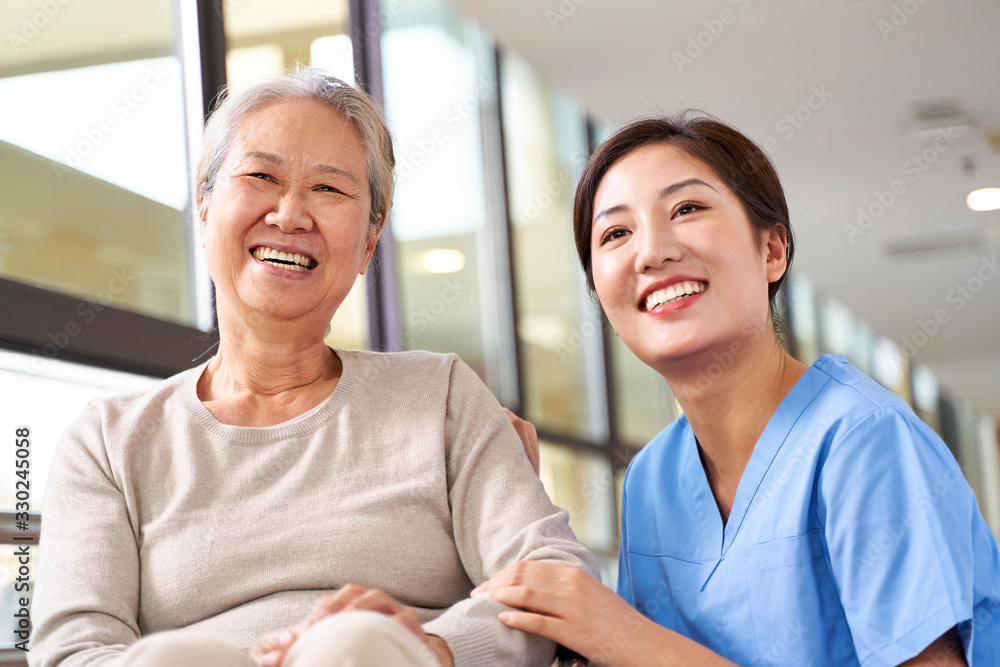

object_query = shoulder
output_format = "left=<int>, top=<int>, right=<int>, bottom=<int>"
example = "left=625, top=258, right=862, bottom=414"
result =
left=337, top=348, right=494, bottom=411
left=806, top=357, right=964, bottom=500
left=77, top=362, right=206, bottom=433
left=337, top=348, right=463, bottom=381
left=50, top=363, right=205, bottom=479
left=797, top=355, right=941, bottom=458
left=809, top=354, right=911, bottom=418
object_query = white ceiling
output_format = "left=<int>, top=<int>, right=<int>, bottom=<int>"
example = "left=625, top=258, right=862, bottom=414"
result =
left=449, top=0, right=1000, bottom=419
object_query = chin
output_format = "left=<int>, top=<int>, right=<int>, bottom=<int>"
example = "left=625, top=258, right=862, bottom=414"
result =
left=634, top=335, right=716, bottom=373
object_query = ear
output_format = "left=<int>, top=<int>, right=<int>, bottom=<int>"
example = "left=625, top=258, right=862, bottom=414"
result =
left=359, top=214, right=382, bottom=275
left=764, top=225, right=788, bottom=285
left=197, top=186, right=210, bottom=248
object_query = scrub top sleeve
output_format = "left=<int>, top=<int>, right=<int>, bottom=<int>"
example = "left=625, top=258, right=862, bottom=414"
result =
left=816, top=406, right=976, bottom=666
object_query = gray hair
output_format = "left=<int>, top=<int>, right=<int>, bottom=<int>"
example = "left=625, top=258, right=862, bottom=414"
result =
left=196, top=67, right=395, bottom=232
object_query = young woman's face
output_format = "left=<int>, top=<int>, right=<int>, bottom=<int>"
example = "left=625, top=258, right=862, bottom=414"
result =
left=590, top=142, right=786, bottom=374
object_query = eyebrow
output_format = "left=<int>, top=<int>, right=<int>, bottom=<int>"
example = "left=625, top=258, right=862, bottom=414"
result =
left=239, top=151, right=359, bottom=185
left=593, top=178, right=716, bottom=223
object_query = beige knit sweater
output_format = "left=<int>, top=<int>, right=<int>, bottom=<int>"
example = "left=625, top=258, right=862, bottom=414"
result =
left=30, top=350, right=598, bottom=667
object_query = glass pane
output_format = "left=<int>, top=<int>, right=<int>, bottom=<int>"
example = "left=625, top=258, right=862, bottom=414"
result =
left=501, top=51, right=604, bottom=438
left=788, top=273, right=821, bottom=365
left=0, top=0, right=198, bottom=326
left=223, top=0, right=368, bottom=350
left=872, top=335, right=912, bottom=404
left=0, top=350, right=158, bottom=513
left=538, top=442, right=615, bottom=552
left=821, top=296, right=856, bottom=359
left=590, top=120, right=615, bottom=149
left=912, top=363, right=942, bottom=436
left=611, top=334, right=678, bottom=448
left=381, top=0, right=509, bottom=388
left=852, top=319, right=875, bottom=375
left=223, top=0, right=352, bottom=89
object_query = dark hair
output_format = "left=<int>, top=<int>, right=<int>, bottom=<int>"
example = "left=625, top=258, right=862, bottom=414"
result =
left=573, top=112, right=793, bottom=313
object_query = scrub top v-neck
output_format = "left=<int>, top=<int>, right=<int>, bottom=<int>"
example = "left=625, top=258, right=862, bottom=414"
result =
left=617, top=355, right=1000, bottom=666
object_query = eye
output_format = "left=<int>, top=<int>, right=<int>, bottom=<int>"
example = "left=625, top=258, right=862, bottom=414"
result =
left=599, top=227, right=630, bottom=246
left=248, top=172, right=276, bottom=183
left=672, top=201, right=704, bottom=218
left=315, top=184, right=345, bottom=194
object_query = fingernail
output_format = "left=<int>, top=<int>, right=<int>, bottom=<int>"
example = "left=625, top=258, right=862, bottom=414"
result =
left=470, top=586, right=481, bottom=596
left=498, top=612, right=511, bottom=623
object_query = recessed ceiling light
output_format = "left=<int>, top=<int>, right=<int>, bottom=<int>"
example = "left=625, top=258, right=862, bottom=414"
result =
left=908, top=98, right=974, bottom=141
left=420, top=248, right=466, bottom=274
left=967, top=187, right=1000, bottom=212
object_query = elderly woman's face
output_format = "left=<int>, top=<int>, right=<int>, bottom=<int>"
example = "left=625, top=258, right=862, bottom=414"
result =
left=199, top=97, right=376, bottom=327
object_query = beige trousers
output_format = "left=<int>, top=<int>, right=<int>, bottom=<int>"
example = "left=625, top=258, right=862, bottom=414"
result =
left=120, top=611, right=443, bottom=667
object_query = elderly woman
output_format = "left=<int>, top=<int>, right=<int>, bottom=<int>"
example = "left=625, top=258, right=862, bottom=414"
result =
left=29, top=69, right=597, bottom=667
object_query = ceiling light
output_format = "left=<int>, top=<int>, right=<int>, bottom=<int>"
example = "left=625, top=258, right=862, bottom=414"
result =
left=967, top=187, right=1000, bottom=212
left=420, top=248, right=466, bottom=274
left=907, top=98, right=973, bottom=141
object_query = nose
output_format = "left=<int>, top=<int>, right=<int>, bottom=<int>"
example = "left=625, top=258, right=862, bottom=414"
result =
left=633, top=220, right=683, bottom=274
left=265, top=190, right=314, bottom=233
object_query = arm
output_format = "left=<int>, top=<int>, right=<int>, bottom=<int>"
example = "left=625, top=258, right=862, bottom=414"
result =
left=900, top=628, right=967, bottom=666
left=30, top=405, right=140, bottom=667
left=817, top=407, right=984, bottom=666
left=421, top=357, right=600, bottom=667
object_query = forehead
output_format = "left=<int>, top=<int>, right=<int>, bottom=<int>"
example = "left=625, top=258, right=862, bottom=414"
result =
left=596, top=142, right=723, bottom=201
left=229, top=97, right=366, bottom=169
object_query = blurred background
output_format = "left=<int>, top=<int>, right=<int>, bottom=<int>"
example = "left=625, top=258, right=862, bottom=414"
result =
left=1, top=0, right=998, bottom=655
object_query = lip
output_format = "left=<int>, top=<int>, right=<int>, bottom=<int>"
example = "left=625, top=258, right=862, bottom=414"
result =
left=249, top=242, right=319, bottom=266
left=637, top=275, right=708, bottom=311
left=249, top=243, right=320, bottom=280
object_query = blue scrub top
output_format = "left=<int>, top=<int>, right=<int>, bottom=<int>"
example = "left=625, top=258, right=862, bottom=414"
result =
left=618, top=355, right=1000, bottom=666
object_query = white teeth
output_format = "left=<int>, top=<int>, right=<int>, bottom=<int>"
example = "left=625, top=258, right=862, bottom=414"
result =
left=251, top=247, right=315, bottom=271
left=644, top=281, right=706, bottom=311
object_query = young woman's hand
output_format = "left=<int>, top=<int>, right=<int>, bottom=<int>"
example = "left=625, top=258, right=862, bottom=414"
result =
left=250, top=585, right=453, bottom=667
left=472, top=561, right=647, bottom=666
left=473, top=562, right=740, bottom=667
left=504, top=408, right=539, bottom=476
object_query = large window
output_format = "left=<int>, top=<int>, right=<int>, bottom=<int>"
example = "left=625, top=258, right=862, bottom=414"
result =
left=0, top=0, right=199, bottom=327
left=501, top=51, right=607, bottom=440
left=380, top=0, right=516, bottom=399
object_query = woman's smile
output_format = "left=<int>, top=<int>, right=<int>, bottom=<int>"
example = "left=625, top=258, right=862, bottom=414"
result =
left=639, top=278, right=709, bottom=314
left=250, top=246, right=318, bottom=273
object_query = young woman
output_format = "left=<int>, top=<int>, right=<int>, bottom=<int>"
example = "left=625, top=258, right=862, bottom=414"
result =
left=473, top=115, right=1000, bottom=666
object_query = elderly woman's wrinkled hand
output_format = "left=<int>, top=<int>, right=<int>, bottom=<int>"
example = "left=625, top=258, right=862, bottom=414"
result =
left=250, top=621, right=305, bottom=667
left=250, top=585, right=454, bottom=667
